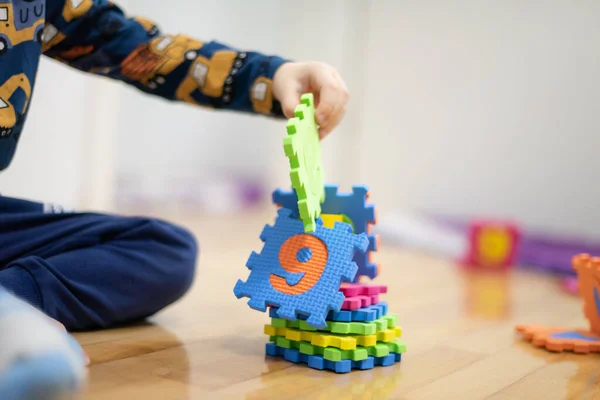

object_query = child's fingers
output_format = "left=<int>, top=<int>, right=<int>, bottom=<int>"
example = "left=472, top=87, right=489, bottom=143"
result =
left=319, top=105, right=347, bottom=139
left=314, top=70, right=349, bottom=131
left=277, top=85, right=302, bottom=119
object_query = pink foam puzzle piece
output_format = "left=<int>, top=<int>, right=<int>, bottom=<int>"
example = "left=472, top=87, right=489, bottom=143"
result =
left=559, top=276, right=579, bottom=295
left=339, top=284, right=388, bottom=297
left=341, top=294, right=380, bottom=310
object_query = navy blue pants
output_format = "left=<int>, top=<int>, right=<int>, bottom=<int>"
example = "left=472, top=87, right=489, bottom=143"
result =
left=0, top=196, right=198, bottom=331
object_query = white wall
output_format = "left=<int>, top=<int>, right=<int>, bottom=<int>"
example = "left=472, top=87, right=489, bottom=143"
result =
left=113, top=0, right=364, bottom=210
left=0, top=59, right=90, bottom=208
left=360, top=0, right=600, bottom=239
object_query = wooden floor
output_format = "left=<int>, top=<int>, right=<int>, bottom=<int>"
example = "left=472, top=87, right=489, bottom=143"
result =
left=74, top=211, right=598, bottom=400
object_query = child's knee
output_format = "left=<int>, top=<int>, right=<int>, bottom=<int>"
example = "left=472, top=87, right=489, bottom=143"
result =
left=135, top=218, right=199, bottom=300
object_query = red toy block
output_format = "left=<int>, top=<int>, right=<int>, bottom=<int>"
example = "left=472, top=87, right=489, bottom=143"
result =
left=463, top=220, right=520, bottom=270
left=339, top=283, right=388, bottom=297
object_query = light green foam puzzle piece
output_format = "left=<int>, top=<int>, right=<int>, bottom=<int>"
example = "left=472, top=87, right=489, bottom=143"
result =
left=283, top=93, right=325, bottom=232
left=271, top=314, right=398, bottom=336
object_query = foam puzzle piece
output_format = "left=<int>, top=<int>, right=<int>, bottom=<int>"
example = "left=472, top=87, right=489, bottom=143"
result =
left=273, top=184, right=378, bottom=280
left=516, top=325, right=600, bottom=353
left=268, top=336, right=407, bottom=361
left=573, top=254, right=600, bottom=334
left=265, top=325, right=360, bottom=349
left=265, top=343, right=402, bottom=374
left=368, top=341, right=407, bottom=357
left=264, top=325, right=402, bottom=350
left=234, top=208, right=369, bottom=329
left=377, top=327, right=402, bottom=342
left=271, top=336, right=368, bottom=361
left=342, top=294, right=379, bottom=310
left=340, top=283, right=388, bottom=297
left=321, top=214, right=345, bottom=229
left=269, top=301, right=388, bottom=322
left=271, top=314, right=398, bottom=335
left=283, top=93, right=325, bottom=233
left=271, top=318, right=377, bottom=335
left=463, top=220, right=520, bottom=270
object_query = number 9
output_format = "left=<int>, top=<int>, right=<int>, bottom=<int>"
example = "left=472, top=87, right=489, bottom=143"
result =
left=270, top=234, right=329, bottom=295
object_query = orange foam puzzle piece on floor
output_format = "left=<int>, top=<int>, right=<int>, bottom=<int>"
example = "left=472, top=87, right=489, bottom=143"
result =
left=515, top=325, right=600, bottom=354
left=515, top=253, right=600, bottom=354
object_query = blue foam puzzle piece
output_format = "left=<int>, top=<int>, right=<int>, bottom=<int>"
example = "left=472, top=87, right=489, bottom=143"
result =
left=273, top=185, right=378, bottom=280
left=595, top=287, right=600, bottom=316
left=549, top=331, right=600, bottom=342
left=269, top=301, right=388, bottom=322
left=265, top=343, right=401, bottom=373
left=234, top=208, right=369, bottom=329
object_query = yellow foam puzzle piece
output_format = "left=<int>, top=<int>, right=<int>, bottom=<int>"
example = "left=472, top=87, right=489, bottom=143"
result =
left=265, top=325, right=381, bottom=350
left=321, top=214, right=344, bottom=229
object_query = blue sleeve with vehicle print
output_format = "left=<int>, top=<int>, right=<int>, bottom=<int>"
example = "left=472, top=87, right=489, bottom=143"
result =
left=43, top=0, right=288, bottom=116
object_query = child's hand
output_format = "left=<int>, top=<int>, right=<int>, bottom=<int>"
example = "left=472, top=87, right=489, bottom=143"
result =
left=273, top=62, right=349, bottom=139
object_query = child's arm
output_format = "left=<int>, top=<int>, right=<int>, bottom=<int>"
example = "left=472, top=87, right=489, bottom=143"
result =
left=43, top=0, right=349, bottom=136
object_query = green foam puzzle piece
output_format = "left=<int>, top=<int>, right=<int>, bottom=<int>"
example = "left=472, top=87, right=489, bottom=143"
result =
left=387, top=315, right=398, bottom=327
left=270, top=336, right=406, bottom=362
left=271, top=315, right=397, bottom=336
left=283, top=93, right=325, bottom=232
left=271, top=318, right=376, bottom=334
left=366, top=343, right=390, bottom=357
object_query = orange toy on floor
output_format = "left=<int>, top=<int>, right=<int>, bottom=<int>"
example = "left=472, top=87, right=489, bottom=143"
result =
left=515, top=254, right=600, bottom=354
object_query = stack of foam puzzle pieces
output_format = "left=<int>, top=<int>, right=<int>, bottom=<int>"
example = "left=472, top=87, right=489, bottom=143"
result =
left=233, top=93, right=406, bottom=373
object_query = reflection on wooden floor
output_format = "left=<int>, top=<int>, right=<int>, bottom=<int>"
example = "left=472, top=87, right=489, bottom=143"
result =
left=74, top=212, right=597, bottom=399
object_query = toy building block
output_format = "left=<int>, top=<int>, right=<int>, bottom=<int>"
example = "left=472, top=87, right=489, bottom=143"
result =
left=233, top=208, right=369, bottom=329
left=515, top=253, right=600, bottom=353
left=273, top=184, right=379, bottom=280
left=265, top=343, right=402, bottom=374
left=269, top=301, right=388, bottom=323
left=462, top=220, right=520, bottom=270
left=283, top=93, right=325, bottom=233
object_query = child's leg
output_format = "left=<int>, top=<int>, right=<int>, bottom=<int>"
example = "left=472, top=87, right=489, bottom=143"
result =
left=0, top=284, right=87, bottom=400
left=0, top=196, right=198, bottom=331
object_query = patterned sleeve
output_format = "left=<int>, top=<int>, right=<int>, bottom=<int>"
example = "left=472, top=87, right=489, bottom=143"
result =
left=42, top=0, right=288, bottom=116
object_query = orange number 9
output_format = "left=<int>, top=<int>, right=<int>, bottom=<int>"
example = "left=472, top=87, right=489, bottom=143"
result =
left=270, top=234, right=329, bottom=295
